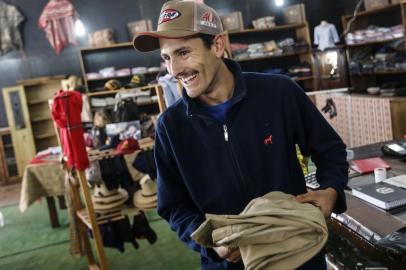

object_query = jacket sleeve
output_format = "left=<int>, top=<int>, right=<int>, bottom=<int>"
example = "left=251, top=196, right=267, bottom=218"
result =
left=154, top=117, right=222, bottom=262
left=288, top=79, right=348, bottom=214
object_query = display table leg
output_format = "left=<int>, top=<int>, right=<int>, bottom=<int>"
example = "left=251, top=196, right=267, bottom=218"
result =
left=46, top=197, right=60, bottom=228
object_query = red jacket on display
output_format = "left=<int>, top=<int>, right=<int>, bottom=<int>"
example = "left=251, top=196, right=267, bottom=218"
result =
left=52, top=90, right=89, bottom=170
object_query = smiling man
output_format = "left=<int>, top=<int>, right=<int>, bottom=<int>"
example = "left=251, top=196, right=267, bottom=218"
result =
left=133, top=1, right=348, bottom=270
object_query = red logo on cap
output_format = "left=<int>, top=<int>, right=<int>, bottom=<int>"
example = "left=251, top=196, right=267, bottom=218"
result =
left=202, top=12, right=214, bottom=22
left=158, top=9, right=181, bottom=25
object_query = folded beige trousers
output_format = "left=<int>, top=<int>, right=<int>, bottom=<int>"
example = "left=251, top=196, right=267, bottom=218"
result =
left=191, top=191, right=328, bottom=270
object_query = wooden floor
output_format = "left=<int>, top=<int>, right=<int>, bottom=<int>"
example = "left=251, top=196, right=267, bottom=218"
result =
left=0, top=183, right=21, bottom=208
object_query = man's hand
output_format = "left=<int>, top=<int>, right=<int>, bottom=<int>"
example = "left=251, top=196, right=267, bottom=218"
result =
left=295, top=187, right=338, bottom=218
left=213, top=246, right=241, bottom=263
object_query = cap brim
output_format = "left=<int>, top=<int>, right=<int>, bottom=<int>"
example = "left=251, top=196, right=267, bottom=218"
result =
left=133, top=30, right=199, bottom=52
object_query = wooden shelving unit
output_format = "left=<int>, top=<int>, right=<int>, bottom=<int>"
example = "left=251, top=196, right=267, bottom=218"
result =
left=342, top=2, right=406, bottom=92
left=2, top=77, right=62, bottom=175
left=85, top=84, right=159, bottom=97
left=227, top=23, right=306, bottom=35
left=0, top=127, right=20, bottom=185
left=235, top=49, right=309, bottom=62
left=342, top=3, right=401, bottom=20
left=225, top=19, right=318, bottom=91
left=345, top=37, right=404, bottom=47
left=79, top=43, right=162, bottom=93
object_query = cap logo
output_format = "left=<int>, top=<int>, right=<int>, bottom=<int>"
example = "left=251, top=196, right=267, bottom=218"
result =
left=200, top=11, right=217, bottom=28
left=158, top=9, right=181, bottom=25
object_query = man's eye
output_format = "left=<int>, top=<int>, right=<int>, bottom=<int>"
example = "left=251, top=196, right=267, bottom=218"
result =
left=179, top=50, right=189, bottom=57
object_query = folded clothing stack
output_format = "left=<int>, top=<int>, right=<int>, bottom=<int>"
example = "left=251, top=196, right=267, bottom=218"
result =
left=286, top=63, right=312, bottom=79
left=231, top=38, right=308, bottom=60
left=346, top=24, right=404, bottom=45
left=261, top=62, right=312, bottom=81
left=349, top=44, right=406, bottom=75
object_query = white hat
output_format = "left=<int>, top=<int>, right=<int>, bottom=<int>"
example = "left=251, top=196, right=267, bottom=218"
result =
left=133, top=175, right=157, bottom=209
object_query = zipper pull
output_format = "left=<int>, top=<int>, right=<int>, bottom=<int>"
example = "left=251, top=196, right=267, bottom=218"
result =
left=223, top=124, right=229, bottom=142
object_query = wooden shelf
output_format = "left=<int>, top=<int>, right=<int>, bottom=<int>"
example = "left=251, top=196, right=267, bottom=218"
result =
left=86, top=84, right=159, bottom=97
left=90, top=99, right=158, bottom=111
left=80, top=42, right=133, bottom=52
left=346, top=37, right=403, bottom=47
left=86, top=71, right=160, bottom=82
left=28, top=99, right=49, bottom=105
left=35, top=132, right=55, bottom=140
left=343, top=3, right=401, bottom=20
left=351, top=70, right=406, bottom=76
left=235, top=50, right=309, bottom=62
left=228, top=23, right=306, bottom=36
left=294, top=76, right=314, bottom=82
left=77, top=207, right=144, bottom=229
left=31, top=116, right=51, bottom=122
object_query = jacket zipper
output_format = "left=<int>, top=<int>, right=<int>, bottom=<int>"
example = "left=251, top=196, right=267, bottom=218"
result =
left=193, top=114, right=247, bottom=190
left=223, top=124, right=246, bottom=190
left=223, top=124, right=229, bottom=141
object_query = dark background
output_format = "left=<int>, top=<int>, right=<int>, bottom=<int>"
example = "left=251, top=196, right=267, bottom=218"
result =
left=0, top=0, right=359, bottom=126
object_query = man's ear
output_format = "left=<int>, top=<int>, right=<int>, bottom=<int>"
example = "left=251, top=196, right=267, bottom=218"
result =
left=212, top=34, right=226, bottom=58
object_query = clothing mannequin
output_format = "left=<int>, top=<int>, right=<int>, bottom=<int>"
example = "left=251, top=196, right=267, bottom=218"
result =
left=314, top=20, right=339, bottom=51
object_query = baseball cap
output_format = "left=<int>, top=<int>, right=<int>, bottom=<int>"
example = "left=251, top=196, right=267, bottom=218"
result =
left=133, top=0, right=223, bottom=52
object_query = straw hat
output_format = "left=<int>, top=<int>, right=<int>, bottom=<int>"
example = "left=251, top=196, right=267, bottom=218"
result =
left=133, top=175, right=157, bottom=209
left=92, top=183, right=129, bottom=208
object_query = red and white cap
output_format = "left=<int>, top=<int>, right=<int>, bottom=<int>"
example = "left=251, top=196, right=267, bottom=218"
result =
left=133, top=0, right=223, bottom=52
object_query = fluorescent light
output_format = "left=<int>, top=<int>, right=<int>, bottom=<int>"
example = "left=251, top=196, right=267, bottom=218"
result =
left=75, top=19, right=86, bottom=36
left=275, top=0, right=284, bottom=7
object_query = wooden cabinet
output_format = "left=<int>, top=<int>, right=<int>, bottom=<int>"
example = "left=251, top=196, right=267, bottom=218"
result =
left=0, top=128, right=20, bottom=185
left=313, top=47, right=349, bottom=90
left=342, top=2, right=406, bottom=92
left=2, top=77, right=62, bottom=175
left=79, top=43, right=161, bottom=92
left=225, top=22, right=318, bottom=91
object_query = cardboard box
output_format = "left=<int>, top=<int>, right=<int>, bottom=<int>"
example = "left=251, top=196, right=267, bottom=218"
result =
left=363, top=0, right=389, bottom=10
left=283, top=4, right=306, bottom=24
left=220, top=12, right=244, bottom=31
left=127, top=19, right=153, bottom=39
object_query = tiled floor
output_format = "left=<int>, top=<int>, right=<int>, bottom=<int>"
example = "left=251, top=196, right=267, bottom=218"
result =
left=0, top=183, right=21, bottom=208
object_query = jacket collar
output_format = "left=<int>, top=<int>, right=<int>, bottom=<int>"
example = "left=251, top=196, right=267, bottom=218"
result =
left=182, top=58, right=247, bottom=116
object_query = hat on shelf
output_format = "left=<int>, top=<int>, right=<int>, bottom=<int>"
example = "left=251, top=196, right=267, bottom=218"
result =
left=133, top=175, right=157, bottom=209
left=92, top=183, right=129, bottom=212
left=104, top=79, right=122, bottom=91
left=133, top=0, right=223, bottom=52
left=93, top=205, right=127, bottom=214
left=115, top=138, right=140, bottom=155
left=125, top=74, right=146, bottom=89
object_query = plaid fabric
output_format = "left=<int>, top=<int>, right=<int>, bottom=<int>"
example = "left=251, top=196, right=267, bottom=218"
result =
left=315, top=95, right=392, bottom=147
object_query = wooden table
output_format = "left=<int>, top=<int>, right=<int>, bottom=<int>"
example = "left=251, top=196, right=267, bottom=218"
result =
left=328, top=140, right=406, bottom=269
left=19, top=159, right=66, bottom=228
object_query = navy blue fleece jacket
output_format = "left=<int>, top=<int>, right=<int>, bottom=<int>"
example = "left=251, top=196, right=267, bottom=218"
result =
left=154, top=59, right=348, bottom=270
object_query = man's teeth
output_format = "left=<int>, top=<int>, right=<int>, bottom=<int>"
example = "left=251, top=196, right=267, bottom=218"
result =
left=182, top=74, right=197, bottom=83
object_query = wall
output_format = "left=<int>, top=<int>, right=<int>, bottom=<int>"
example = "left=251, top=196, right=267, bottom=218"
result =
left=0, top=0, right=357, bottom=126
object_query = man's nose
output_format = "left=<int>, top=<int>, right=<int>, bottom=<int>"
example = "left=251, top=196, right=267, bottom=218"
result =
left=168, top=58, right=183, bottom=77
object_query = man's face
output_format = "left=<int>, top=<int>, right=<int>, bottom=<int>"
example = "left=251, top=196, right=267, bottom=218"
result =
left=159, top=37, right=222, bottom=98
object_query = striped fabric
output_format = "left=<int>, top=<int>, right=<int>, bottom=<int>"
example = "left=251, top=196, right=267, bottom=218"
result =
left=38, top=0, right=78, bottom=54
